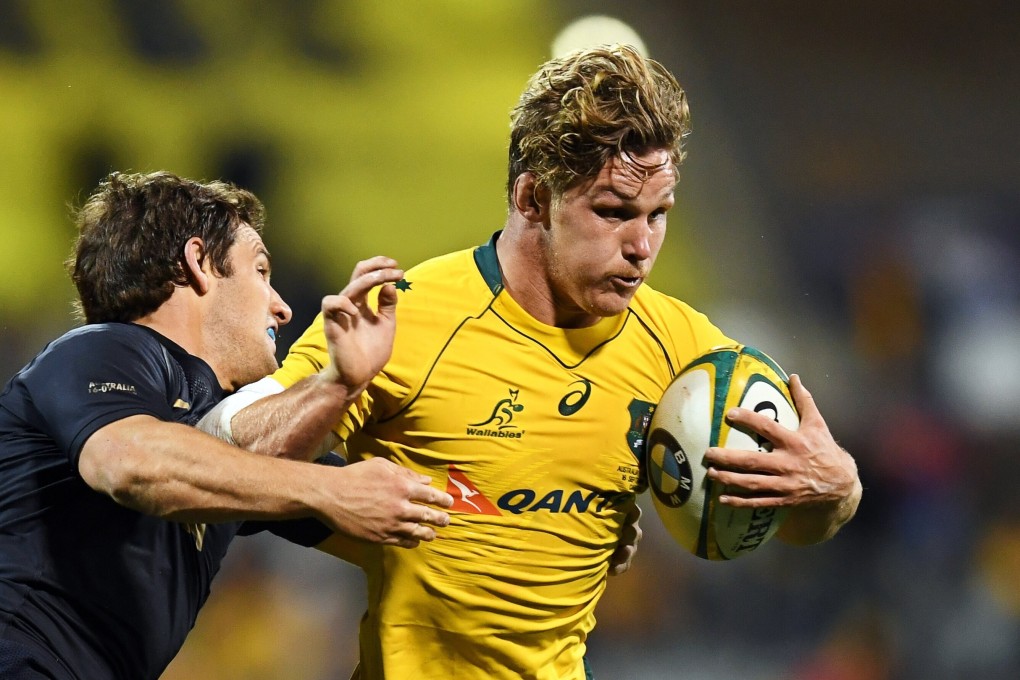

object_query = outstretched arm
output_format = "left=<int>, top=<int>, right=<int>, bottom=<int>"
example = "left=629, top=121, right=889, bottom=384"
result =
left=703, top=374, right=862, bottom=545
left=80, top=415, right=450, bottom=547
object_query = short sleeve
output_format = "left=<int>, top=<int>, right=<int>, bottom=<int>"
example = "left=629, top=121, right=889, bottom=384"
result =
left=21, top=327, right=174, bottom=467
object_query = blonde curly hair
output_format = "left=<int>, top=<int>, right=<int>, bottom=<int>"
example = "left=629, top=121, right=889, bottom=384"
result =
left=507, top=44, right=690, bottom=200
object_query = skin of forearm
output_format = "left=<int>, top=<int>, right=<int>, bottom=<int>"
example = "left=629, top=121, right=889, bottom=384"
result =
left=229, top=374, right=358, bottom=460
left=79, top=414, right=333, bottom=523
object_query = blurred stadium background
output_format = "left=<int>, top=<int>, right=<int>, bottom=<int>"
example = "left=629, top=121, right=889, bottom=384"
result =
left=2, top=1, right=1019, bottom=678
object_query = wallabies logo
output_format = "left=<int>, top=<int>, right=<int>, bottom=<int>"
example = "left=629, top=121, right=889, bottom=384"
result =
left=470, top=388, right=524, bottom=429
left=466, top=388, right=525, bottom=438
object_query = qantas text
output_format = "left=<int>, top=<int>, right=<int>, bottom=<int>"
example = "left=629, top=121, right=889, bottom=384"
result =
left=496, top=489, right=632, bottom=514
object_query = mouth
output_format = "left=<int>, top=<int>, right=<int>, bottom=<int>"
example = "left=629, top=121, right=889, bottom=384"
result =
left=266, top=327, right=277, bottom=342
left=610, top=275, right=643, bottom=289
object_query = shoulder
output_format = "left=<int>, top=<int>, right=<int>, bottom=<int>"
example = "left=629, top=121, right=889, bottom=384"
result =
left=398, top=246, right=494, bottom=304
left=31, top=323, right=166, bottom=374
left=629, top=285, right=733, bottom=353
left=391, top=246, right=498, bottom=339
left=630, top=285, right=713, bottom=327
left=52, top=322, right=156, bottom=349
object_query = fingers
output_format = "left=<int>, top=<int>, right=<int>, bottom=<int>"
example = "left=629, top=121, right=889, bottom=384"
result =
left=341, top=257, right=403, bottom=302
left=609, top=502, right=643, bottom=576
left=327, top=458, right=456, bottom=548
left=364, top=511, right=445, bottom=550
left=377, top=282, right=398, bottom=318
left=707, top=465, right=788, bottom=498
left=715, top=492, right=786, bottom=509
left=704, top=445, right=789, bottom=507
left=704, top=445, right=785, bottom=475
left=383, top=468, right=452, bottom=531
left=321, top=293, right=360, bottom=320
left=723, top=405, right=790, bottom=450
left=789, top=374, right=823, bottom=427
left=412, top=484, right=454, bottom=510
left=340, top=268, right=404, bottom=303
left=417, top=505, right=450, bottom=529
left=381, top=509, right=446, bottom=550
left=349, top=255, right=400, bottom=280
left=398, top=468, right=454, bottom=508
left=608, top=544, right=637, bottom=576
left=321, top=256, right=403, bottom=321
left=627, top=502, right=642, bottom=523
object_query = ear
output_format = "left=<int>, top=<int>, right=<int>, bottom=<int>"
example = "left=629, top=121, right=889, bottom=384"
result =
left=511, top=172, right=550, bottom=223
left=182, top=237, right=212, bottom=294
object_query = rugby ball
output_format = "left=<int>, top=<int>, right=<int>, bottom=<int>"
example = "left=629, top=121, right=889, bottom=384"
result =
left=646, top=344, right=799, bottom=560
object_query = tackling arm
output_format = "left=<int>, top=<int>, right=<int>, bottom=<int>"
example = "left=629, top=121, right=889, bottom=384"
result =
left=199, top=256, right=454, bottom=543
left=79, top=414, right=449, bottom=546
left=202, top=374, right=345, bottom=461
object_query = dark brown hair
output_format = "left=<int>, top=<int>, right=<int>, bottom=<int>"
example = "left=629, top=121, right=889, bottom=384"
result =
left=507, top=44, right=691, bottom=200
left=68, top=171, right=265, bottom=323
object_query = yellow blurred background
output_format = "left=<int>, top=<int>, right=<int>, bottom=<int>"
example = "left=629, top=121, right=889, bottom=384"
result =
left=2, top=1, right=1019, bottom=678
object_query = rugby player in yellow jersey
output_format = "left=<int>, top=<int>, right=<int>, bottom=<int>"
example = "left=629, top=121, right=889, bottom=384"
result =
left=204, top=44, right=862, bottom=680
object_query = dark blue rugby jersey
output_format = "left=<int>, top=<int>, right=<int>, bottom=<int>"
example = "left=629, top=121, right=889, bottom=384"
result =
left=0, top=323, right=330, bottom=680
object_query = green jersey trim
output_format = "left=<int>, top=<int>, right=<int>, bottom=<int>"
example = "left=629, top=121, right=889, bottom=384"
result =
left=473, top=231, right=504, bottom=294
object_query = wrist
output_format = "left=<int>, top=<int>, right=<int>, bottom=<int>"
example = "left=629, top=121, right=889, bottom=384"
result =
left=317, top=366, right=369, bottom=399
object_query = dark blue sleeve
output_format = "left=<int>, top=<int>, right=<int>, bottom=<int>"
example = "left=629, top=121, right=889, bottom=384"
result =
left=20, top=326, right=174, bottom=469
left=237, top=452, right=345, bottom=547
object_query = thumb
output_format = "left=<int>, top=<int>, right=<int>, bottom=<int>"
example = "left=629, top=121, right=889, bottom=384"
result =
left=377, top=283, right=398, bottom=319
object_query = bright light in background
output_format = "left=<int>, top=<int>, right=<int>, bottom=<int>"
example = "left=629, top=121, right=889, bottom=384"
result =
left=934, top=309, right=1020, bottom=435
left=551, top=15, right=647, bottom=57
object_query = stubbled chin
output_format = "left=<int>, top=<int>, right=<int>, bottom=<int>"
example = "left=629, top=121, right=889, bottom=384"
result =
left=587, top=295, right=634, bottom=319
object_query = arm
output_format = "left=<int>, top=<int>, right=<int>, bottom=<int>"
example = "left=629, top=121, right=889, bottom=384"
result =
left=703, top=374, right=862, bottom=545
left=79, top=414, right=449, bottom=547
left=200, top=256, right=454, bottom=544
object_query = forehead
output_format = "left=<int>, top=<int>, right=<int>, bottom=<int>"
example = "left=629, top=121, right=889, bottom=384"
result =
left=586, top=149, right=676, bottom=200
left=232, top=224, right=267, bottom=254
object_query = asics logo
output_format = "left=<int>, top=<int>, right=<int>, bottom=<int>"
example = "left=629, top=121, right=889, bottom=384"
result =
left=558, top=378, right=592, bottom=416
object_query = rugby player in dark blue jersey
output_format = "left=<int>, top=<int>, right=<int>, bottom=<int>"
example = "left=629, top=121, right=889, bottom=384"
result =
left=0, top=171, right=452, bottom=679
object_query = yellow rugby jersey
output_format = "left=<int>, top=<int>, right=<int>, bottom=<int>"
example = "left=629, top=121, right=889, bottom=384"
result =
left=273, top=234, right=731, bottom=680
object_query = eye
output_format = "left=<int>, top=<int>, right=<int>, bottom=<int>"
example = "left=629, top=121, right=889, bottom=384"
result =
left=595, top=206, right=626, bottom=221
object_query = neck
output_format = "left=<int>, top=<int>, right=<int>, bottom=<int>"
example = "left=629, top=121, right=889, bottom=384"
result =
left=133, top=291, right=229, bottom=389
left=496, top=218, right=599, bottom=329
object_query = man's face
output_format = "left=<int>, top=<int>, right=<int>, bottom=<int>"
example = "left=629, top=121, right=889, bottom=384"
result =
left=541, top=148, right=675, bottom=326
left=206, top=225, right=291, bottom=390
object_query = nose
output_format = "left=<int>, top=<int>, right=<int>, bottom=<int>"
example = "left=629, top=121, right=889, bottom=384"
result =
left=621, top=220, right=653, bottom=263
left=270, top=286, right=293, bottom=326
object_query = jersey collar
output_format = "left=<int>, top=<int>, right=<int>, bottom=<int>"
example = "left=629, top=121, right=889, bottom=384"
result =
left=472, top=231, right=504, bottom=295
